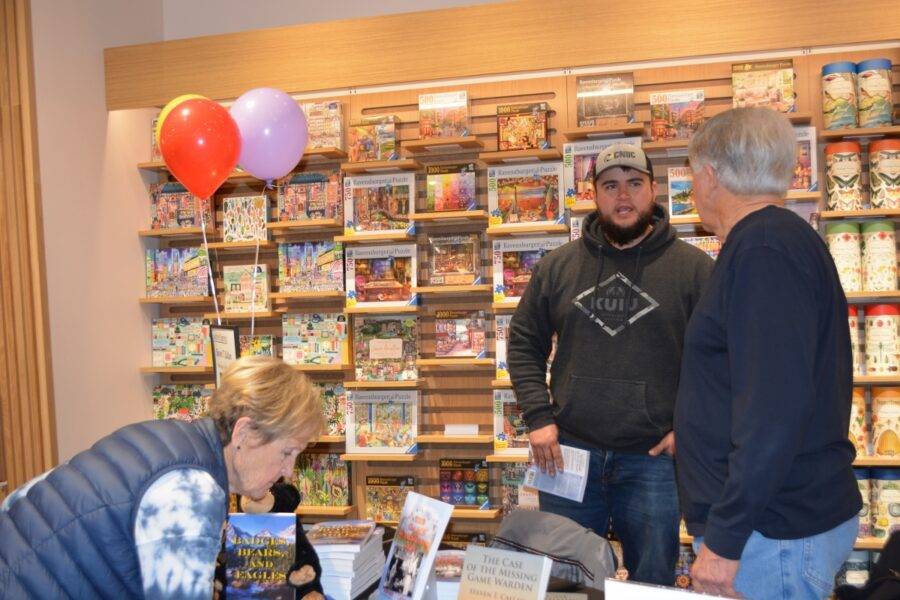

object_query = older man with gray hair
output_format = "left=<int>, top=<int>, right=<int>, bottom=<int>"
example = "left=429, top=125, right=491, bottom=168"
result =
left=674, top=107, right=861, bottom=599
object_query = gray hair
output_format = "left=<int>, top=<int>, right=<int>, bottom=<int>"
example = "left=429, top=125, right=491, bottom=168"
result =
left=688, top=107, right=795, bottom=197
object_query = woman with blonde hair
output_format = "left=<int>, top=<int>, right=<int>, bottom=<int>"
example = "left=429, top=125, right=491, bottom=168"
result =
left=0, top=356, right=325, bottom=599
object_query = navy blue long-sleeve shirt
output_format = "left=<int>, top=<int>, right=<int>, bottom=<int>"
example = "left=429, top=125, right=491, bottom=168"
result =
left=675, top=205, right=861, bottom=560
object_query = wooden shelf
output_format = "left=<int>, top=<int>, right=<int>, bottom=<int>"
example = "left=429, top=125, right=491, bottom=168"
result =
left=486, top=223, right=569, bottom=236
left=202, top=310, right=280, bottom=320
left=491, top=379, right=512, bottom=388
left=561, top=122, right=645, bottom=140
left=295, top=504, right=353, bottom=516
left=344, top=305, right=419, bottom=315
left=479, top=148, right=561, bottom=164
left=642, top=138, right=691, bottom=151
left=451, top=507, right=501, bottom=520
left=491, top=301, right=519, bottom=311
left=570, top=201, right=595, bottom=214
left=854, top=376, right=900, bottom=385
left=271, top=290, right=344, bottom=301
left=409, top=210, right=488, bottom=222
left=266, top=219, right=342, bottom=234
left=141, top=366, right=213, bottom=374
left=340, top=159, right=420, bottom=174
left=303, top=146, right=348, bottom=160
left=416, top=358, right=494, bottom=368
left=205, top=240, right=276, bottom=251
left=845, top=290, right=900, bottom=302
left=340, top=453, right=417, bottom=462
left=139, top=296, right=212, bottom=305
left=291, top=363, right=350, bottom=373
left=855, top=537, right=887, bottom=550
left=333, top=232, right=415, bottom=244
left=786, top=112, right=813, bottom=124
left=820, top=209, right=900, bottom=220
left=485, top=454, right=530, bottom=463
left=343, top=380, right=423, bottom=389
left=820, top=125, right=900, bottom=140
left=316, top=435, right=346, bottom=443
left=139, top=227, right=215, bottom=239
left=412, top=284, right=492, bottom=295
left=671, top=215, right=703, bottom=225
left=854, top=456, right=900, bottom=467
left=784, top=191, right=821, bottom=202
left=136, top=161, right=253, bottom=181
left=417, top=434, right=493, bottom=444
left=402, top=136, right=484, bottom=154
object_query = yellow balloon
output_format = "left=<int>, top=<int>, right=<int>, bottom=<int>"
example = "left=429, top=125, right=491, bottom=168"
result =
left=155, top=94, right=208, bottom=146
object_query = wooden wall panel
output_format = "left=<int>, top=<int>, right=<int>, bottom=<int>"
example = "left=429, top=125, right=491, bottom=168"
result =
left=0, top=0, right=56, bottom=492
left=104, top=0, right=900, bottom=110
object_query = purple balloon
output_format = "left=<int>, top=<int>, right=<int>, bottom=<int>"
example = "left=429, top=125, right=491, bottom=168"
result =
left=229, top=87, right=308, bottom=182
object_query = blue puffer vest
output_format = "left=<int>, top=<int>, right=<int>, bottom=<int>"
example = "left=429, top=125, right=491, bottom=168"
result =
left=0, top=418, right=228, bottom=599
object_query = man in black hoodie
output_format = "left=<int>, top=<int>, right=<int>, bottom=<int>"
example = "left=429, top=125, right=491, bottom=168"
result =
left=508, top=143, right=713, bottom=585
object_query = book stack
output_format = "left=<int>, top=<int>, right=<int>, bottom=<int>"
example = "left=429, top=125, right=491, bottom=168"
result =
left=308, top=520, right=385, bottom=600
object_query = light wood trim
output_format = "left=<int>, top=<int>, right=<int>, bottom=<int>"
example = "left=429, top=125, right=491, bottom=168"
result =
left=316, top=435, right=346, bottom=444
left=409, top=210, right=488, bottom=222
left=139, top=296, right=212, bottom=305
left=0, top=0, right=57, bottom=491
left=491, top=301, right=519, bottom=311
left=485, top=454, right=530, bottom=463
left=303, top=147, right=347, bottom=160
left=266, top=219, right=342, bottom=233
left=202, top=310, right=280, bottom=320
left=402, top=136, right=484, bottom=155
left=854, top=537, right=886, bottom=551
left=412, top=285, right=492, bottom=295
left=853, top=456, right=900, bottom=467
left=845, top=291, right=900, bottom=302
left=340, top=159, right=420, bottom=174
left=570, top=201, right=595, bottom=214
left=786, top=112, right=813, bottom=125
left=270, top=290, right=344, bottom=301
left=295, top=505, right=353, bottom=516
left=854, top=376, right=900, bottom=385
left=486, top=224, right=569, bottom=237
left=417, top=434, right=493, bottom=444
left=820, top=125, right=900, bottom=140
left=671, top=215, right=703, bottom=225
left=138, top=227, right=215, bottom=239
left=333, top=232, right=414, bottom=244
left=478, top=148, right=562, bottom=165
left=784, top=191, right=821, bottom=202
left=205, top=240, right=276, bottom=251
left=104, top=0, right=900, bottom=110
left=821, top=209, right=900, bottom=220
left=451, top=507, right=501, bottom=520
left=340, top=453, right=416, bottom=462
left=643, top=139, right=691, bottom=151
left=140, top=366, right=214, bottom=374
left=290, top=364, right=350, bottom=373
left=491, top=379, right=512, bottom=389
left=343, top=380, right=422, bottom=389
left=344, top=305, right=419, bottom=315
left=562, top=123, right=645, bottom=140
left=416, top=358, right=494, bottom=368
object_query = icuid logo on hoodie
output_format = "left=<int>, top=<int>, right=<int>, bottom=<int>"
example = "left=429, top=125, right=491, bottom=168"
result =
left=573, top=272, right=659, bottom=336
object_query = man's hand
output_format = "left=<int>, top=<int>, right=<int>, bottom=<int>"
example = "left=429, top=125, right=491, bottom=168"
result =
left=529, top=424, right=564, bottom=476
left=648, top=431, right=675, bottom=457
left=691, top=544, right=740, bottom=598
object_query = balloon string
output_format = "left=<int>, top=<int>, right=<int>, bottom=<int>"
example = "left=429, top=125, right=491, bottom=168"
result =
left=265, top=179, right=274, bottom=190
left=250, top=236, right=260, bottom=337
left=199, top=205, right=221, bottom=326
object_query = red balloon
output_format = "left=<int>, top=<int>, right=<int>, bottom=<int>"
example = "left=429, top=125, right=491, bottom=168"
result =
left=159, top=98, right=241, bottom=199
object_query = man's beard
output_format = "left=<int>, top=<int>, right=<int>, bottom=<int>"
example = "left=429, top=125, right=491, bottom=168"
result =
left=598, top=203, right=656, bottom=246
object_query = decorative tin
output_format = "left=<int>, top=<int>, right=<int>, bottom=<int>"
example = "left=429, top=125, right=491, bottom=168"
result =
left=869, top=138, right=900, bottom=209
left=825, top=142, right=863, bottom=211
left=850, top=308, right=864, bottom=376
left=822, top=61, right=858, bottom=130
left=856, top=58, right=894, bottom=128
left=855, top=470, right=872, bottom=538
left=827, top=222, right=863, bottom=292
left=851, top=386, right=868, bottom=456
left=865, top=305, right=900, bottom=376
left=873, top=387, right=900, bottom=457
left=861, top=221, right=897, bottom=292
left=871, top=469, right=900, bottom=538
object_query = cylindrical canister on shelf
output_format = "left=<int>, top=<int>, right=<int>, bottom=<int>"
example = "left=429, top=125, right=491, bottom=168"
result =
left=871, top=469, right=900, bottom=538
left=873, top=387, right=900, bottom=457
left=826, top=141, right=863, bottom=211
left=861, top=221, right=897, bottom=292
left=866, top=305, right=900, bottom=376
left=855, top=469, right=872, bottom=538
left=835, top=550, right=871, bottom=588
left=850, top=308, right=864, bottom=376
left=828, top=223, right=863, bottom=292
left=851, top=387, right=868, bottom=456
left=856, top=59, right=894, bottom=128
left=869, top=138, right=900, bottom=210
left=822, top=61, right=859, bottom=130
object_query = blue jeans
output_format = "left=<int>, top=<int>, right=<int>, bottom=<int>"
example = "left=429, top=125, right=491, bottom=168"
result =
left=538, top=444, right=679, bottom=585
left=692, top=515, right=858, bottom=599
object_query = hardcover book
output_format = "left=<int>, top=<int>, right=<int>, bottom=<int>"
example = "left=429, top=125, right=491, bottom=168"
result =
left=346, top=390, right=418, bottom=454
left=345, top=243, right=417, bottom=308
left=440, top=532, right=488, bottom=550
left=791, top=126, right=819, bottom=192
left=434, top=310, right=487, bottom=358
left=294, top=453, right=351, bottom=506
left=731, top=59, right=795, bottom=113
left=145, top=247, right=210, bottom=297
left=494, top=314, right=511, bottom=381
left=282, top=312, right=349, bottom=366
left=487, top=162, right=564, bottom=228
left=278, top=240, right=344, bottom=293
left=353, top=315, right=418, bottom=381
left=667, top=167, right=696, bottom=217
left=317, top=382, right=347, bottom=436
left=302, top=100, right=344, bottom=149
left=439, top=458, right=490, bottom=508
left=427, top=234, right=481, bottom=286
left=239, top=334, right=275, bottom=357
left=419, top=91, right=469, bottom=138
left=149, top=182, right=213, bottom=230
left=457, top=545, right=551, bottom=600
left=575, top=72, right=635, bottom=126
left=497, top=102, right=550, bottom=152
left=562, top=136, right=642, bottom=208
left=649, top=90, right=705, bottom=141
left=492, top=389, right=529, bottom=455
left=379, top=493, right=453, bottom=600
left=222, top=195, right=268, bottom=242
left=151, top=317, right=210, bottom=367
left=348, top=115, right=398, bottom=162
left=225, top=513, right=297, bottom=600
left=153, top=384, right=212, bottom=421
left=492, top=236, right=568, bottom=303
left=277, top=170, right=342, bottom=222
left=223, top=264, right=270, bottom=313
left=344, top=172, right=414, bottom=235
left=365, top=475, right=416, bottom=523
left=425, top=163, right=477, bottom=212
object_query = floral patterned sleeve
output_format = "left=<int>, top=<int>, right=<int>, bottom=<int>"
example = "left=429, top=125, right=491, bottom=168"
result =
left=134, top=468, right=227, bottom=599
